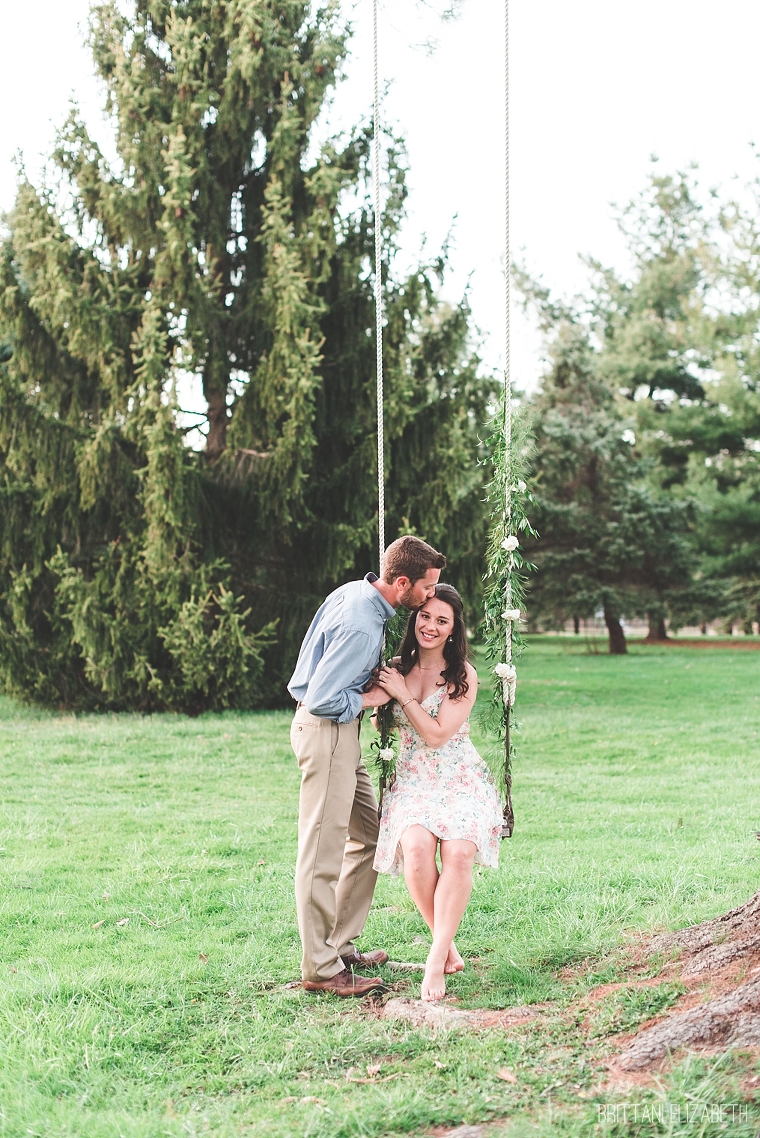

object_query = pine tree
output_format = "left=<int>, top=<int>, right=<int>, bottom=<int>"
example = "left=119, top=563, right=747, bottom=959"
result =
left=589, top=170, right=760, bottom=634
left=522, top=308, right=693, bottom=654
left=589, top=170, right=712, bottom=408
left=0, top=0, right=494, bottom=710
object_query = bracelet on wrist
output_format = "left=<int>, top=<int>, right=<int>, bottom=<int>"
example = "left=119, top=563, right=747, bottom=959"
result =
left=401, top=697, right=417, bottom=709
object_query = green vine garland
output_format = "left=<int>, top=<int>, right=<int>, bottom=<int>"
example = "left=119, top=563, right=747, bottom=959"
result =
left=370, top=609, right=408, bottom=810
left=480, top=398, right=536, bottom=837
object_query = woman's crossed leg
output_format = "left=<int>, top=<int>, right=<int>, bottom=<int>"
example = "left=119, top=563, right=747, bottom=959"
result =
left=399, top=824, right=477, bottom=1000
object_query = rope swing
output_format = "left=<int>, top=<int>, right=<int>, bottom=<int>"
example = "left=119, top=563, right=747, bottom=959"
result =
left=500, top=0, right=516, bottom=838
left=503, top=0, right=511, bottom=644
left=372, top=0, right=519, bottom=837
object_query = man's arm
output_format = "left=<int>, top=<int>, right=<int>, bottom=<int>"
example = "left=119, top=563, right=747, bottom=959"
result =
left=361, top=686, right=392, bottom=711
left=304, top=627, right=381, bottom=722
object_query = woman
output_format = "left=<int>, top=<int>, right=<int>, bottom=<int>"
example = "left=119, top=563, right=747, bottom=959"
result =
left=373, top=584, right=502, bottom=1001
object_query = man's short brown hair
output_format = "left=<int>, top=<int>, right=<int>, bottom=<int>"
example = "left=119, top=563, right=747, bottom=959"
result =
left=381, top=535, right=446, bottom=583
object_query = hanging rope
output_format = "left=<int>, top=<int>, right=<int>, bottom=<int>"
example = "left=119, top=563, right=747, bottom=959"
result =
left=504, top=0, right=511, bottom=622
left=501, top=0, right=515, bottom=838
left=373, top=0, right=385, bottom=565
left=373, top=0, right=391, bottom=817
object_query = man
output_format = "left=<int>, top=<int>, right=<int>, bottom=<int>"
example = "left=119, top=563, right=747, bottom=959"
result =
left=288, top=535, right=446, bottom=996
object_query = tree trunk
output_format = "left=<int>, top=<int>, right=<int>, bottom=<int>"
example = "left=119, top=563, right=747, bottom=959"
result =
left=603, top=605, right=627, bottom=654
left=573, top=615, right=580, bottom=635
left=645, top=614, right=667, bottom=640
left=700, top=622, right=708, bottom=635
left=205, top=388, right=229, bottom=462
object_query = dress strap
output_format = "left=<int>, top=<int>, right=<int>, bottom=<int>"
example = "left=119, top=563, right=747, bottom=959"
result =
left=425, top=685, right=447, bottom=715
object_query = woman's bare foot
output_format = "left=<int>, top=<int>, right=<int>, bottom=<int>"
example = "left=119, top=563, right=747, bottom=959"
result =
left=421, top=957, right=447, bottom=1001
left=444, top=942, right=465, bottom=974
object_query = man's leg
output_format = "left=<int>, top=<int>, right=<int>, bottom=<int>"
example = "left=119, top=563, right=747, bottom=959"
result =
left=331, top=758, right=380, bottom=960
left=291, top=709, right=360, bottom=983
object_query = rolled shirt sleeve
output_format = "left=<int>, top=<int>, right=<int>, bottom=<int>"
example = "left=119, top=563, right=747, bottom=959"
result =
left=303, top=626, right=377, bottom=723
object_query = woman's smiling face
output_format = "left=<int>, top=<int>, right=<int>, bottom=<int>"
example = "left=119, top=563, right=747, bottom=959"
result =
left=415, top=597, right=455, bottom=650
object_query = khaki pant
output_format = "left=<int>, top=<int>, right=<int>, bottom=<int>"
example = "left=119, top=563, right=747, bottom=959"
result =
left=291, top=706, right=380, bottom=982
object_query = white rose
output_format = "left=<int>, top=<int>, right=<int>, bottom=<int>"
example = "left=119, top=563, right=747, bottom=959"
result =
left=379, top=748, right=395, bottom=762
left=501, top=535, right=519, bottom=552
left=494, top=663, right=518, bottom=706
left=502, top=608, right=522, bottom=621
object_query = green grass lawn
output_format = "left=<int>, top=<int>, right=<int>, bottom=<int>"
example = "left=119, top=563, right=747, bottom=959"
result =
left=0, top=639, right=758, bottom=1137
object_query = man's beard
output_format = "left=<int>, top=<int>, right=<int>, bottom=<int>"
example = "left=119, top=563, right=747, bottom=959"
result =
left=398, top=584, right=420, bottom=608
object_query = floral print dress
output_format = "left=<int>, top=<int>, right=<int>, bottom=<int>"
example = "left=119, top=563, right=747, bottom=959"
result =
left=373, top=686, right=503, bottom=876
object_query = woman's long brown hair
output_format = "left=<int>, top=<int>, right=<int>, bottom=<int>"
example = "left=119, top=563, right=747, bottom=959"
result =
left=396, top=584, right=470, bottom=700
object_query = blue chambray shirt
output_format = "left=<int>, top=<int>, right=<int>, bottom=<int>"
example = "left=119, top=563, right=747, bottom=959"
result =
left=287, top=573, right=396, bottom=723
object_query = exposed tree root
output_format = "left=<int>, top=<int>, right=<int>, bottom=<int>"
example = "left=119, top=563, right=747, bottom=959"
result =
left=617, top=973, right=760, bottom=1070
left=380, top=997, right=541, bottom=1031
left=647, top=888, right=760, bottom=976
left=430, top=1127, right=487, bottom=1138
left=606, top=887, right=760, bottom=1070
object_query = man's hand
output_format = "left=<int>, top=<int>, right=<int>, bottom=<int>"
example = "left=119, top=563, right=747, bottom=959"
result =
left=361, top=685, right=392, bottom=710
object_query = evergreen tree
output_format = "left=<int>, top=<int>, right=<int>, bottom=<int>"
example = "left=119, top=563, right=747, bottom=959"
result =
left=521, top=302, right=694, bottom=654
left=0, top=0, right=493, bottom=710
left=522, top=168, right=760, bottom=647
left=655, top=357, right=760, bottom=632
left=584, top=171, right=715, bottom=637
left=592, top=170, right=760, bottom=634
left=589, top=171, right=713, bottom=409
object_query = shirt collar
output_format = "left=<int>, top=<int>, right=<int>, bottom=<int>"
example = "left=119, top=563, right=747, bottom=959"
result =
left=362, top=573, right=396, bottom=620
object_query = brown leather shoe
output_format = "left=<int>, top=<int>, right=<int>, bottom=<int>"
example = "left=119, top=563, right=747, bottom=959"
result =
left=302, top=968, right=386, bottom=997
left=340, top=949, right=389, bottom=970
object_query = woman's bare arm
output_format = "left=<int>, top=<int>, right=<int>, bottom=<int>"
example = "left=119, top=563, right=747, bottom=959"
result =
left=377, top=661, right=478, bottom=749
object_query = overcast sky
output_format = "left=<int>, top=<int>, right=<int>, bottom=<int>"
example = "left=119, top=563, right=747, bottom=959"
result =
left=3, top=0, right=760, bottom=391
